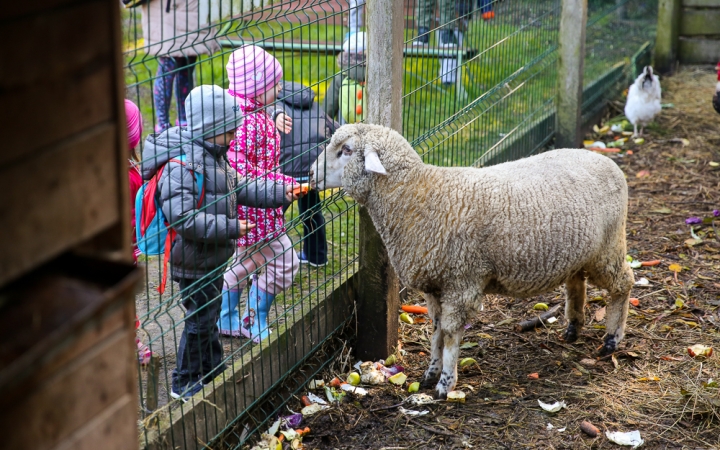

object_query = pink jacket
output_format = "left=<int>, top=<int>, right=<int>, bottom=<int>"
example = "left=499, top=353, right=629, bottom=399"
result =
left=228, top=95, right=295, bottom=246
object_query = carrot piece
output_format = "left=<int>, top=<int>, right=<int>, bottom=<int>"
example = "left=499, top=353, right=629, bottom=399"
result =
left=589, top=147, right=621, bottom=153
left=401, top=305, right=429, bottom=314
left=640, top=260, right=661, bottom=267
left=300, top=395, right=312, bottom=407
left=629, top=298, right=640, bottom=307
left=328, top=377, right=342, bottom=388
left=292, top=183, right=310, bottom=196
left=278, top=434, right=285, bottom=442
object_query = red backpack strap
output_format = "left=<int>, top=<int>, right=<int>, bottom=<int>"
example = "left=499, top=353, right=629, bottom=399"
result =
left=157, top=158, right=204, bottom=294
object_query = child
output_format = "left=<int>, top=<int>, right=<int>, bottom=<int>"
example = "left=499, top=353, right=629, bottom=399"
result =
left=125, top=99, right=151, bottom=366
left=141, top=85, right=297, bottom=400
left=219, top=45, right=301, bottom=343
left=323, top=32, right=367, bottom=125
left=277, top=82, right=340, bottom=267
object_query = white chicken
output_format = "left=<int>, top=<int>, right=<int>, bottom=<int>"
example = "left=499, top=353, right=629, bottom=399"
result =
left=624, top=66, right=661, bottom=137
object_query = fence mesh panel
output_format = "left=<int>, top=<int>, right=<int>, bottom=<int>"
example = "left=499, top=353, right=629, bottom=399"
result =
left=120, top=0, right=657, bottom=448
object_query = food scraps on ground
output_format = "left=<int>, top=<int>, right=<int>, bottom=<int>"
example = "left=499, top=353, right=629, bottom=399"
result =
left=640, top=260, right=661, bottom=266
left=360, top=362, right=385, bottom=385
left=306, top=393, right=328, bottom=405
left=308, top=379, right=324, bottom=389
left=538, top=400, right=567, bottom=413
left=384, top=354, right=397, bottom=366
left=340, top=383, right=368, bottom=396
left=408, top=382, right=420, bottom=393
left=401, top=305, right=429, bottom=314
left=446, top=391, right=466, bottom=403
left=300, top=403, right=328, bottom=416
left=300, top=396, right=312, bottom=407
left=687, top=344, right=713, bottom=358
left=629, top=298, right=640, bottom=307
left=459, top=357, right=477, bottom=369
left=399, top=312, right=414, bottom=324
left=328, top=377, right=341, bottom=388
left=516, top=304, right=562, bottom=332
left=347, top=372, right=361, bottom=386
left=407, top=393, right=435, bottom=405
left=605, top=430, right=644, bottom=448
left=533, top=302, right=549, bottom=311
left=580, top=420, right=600, bottom=437
left=388, top=372, right=407, bottom=385
left=527, top=372, right=540, bottom=380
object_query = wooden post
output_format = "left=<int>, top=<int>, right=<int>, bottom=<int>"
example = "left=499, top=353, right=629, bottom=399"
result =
left=145, top=354, right=160, bottom=413
left=355, top=0, right=403, bottom=361
left=655, top=0, right=681, bottom=73
left=556, top=0, right=588, bottom=149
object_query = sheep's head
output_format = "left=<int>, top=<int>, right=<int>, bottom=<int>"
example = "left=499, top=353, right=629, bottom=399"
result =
left=310, top=123, right=423, bottom=201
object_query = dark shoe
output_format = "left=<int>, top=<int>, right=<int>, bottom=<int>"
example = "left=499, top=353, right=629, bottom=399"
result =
left=413, top=26, right=430, bottom=46
left=438, top=29, right=458, bottom=47
left=170, top=380, right=203, bottom=402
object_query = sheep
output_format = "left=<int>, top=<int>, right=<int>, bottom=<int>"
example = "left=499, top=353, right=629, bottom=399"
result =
left=309, top=123, right=634, bottom=399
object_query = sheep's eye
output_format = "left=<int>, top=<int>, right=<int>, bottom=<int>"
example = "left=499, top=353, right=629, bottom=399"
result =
left=342, top=145, right=353, bottom=156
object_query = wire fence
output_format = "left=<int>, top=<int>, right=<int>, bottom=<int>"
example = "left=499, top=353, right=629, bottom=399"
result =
left=121, top=0, right=657, bottom=448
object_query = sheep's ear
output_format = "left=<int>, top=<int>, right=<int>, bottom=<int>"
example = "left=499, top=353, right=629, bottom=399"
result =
left=364, top=149, right=387, bottom=175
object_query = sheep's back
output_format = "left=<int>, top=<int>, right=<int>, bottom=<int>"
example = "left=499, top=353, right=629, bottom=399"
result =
left=409, top=149, right=627, bottom=297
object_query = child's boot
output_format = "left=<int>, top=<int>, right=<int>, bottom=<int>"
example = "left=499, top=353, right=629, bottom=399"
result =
left=217, top=289, right=243, bottom=337
left=241, top=284, right=275, bottom=344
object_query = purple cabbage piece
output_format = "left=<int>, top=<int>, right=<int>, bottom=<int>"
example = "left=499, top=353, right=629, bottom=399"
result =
left=714, top=210, right=719, bottom=217
left=282, top=413, right=303, bottom=429
left=685, top=217, right=702, bottom=225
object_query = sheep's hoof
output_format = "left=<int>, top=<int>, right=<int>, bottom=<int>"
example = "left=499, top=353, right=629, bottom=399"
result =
left=433, top=389, right=448, bottom=400
left=599, top=336, right=617, bottom=356
left=420, top=374, right=440, bottom=389
left=563, top=323, right=578, bottom=343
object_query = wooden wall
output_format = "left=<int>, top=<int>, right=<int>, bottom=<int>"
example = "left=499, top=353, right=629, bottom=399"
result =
left=0, top=1, right=139, bottom=449
left=656, top=0, right=720, bottom=71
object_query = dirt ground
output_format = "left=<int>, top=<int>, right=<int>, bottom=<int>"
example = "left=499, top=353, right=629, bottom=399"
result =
left=292, top=67, right=720, bottom=449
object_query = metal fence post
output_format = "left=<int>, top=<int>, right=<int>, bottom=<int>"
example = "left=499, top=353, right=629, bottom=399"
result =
left=355, top=0, right=403, bottom=361
left=655, top=0, right=681, bottom=73
left=556, top=0, right=588, bottom=149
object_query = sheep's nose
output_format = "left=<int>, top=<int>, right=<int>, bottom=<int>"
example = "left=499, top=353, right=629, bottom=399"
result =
left=309, top=168, right=314, bottom=178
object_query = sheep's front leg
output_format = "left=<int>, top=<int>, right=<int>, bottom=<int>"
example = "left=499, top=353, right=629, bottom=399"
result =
left=600, top=264, right=634, bottom=356
left=421, top=293, right=443, bottom=388
left=435, top=325, right=463, bottom=399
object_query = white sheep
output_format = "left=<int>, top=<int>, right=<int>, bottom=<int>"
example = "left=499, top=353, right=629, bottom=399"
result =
left=310, top=124, right=634, bottom=399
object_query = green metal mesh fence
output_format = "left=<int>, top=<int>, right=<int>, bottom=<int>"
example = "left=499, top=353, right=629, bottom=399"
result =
left=121, top=0, right=657, bottom=448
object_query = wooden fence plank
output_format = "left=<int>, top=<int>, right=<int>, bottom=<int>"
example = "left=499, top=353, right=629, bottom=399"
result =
left=679, top=37, right=720, bottom=63
left=556, top=0, right=588, bottom=148
left=682, top=0, right=720, bottom=6
left=681, top=8, right=720, bottom=35
left=0, top=125, right=120, bottom=286
left=655, top=0, right=682, bottom=73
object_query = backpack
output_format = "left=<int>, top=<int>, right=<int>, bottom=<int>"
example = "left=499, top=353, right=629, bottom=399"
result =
left=135, top=154, right=204, bottom=293
left=339, top=77, right=365, bottom=124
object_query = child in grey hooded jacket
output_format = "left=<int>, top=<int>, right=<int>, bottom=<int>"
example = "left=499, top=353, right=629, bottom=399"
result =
left=141, top=85, right=300, bottom=400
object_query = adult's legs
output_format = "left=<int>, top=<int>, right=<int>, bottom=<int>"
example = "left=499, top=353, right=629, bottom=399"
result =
left=153, top=57, right=177, bottom=132
left=298, top=189, right=327, bottom=265
left=173, top=56, right=197, bottom=127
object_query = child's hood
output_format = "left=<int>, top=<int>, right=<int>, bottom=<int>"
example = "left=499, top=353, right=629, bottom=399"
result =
left=140, top=127, right=227, bottom=181
left=279, top=82, right=315, bottom=109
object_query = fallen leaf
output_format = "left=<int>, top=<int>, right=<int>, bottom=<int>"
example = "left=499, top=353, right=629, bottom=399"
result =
left=636, top=170, right=650, bottom=178
left=579, top=358, right=597, bottom=367
left=460, top=341, right=479, bottom=349
left=594, top=306, right=606, bottom=322
left=538, top=400, right=566, bottom=413
left=477, top=332, right=494, bottom=339
left=650, top=207, right=672, bottom=214
left=669, top=264, right=682, bottom=273
left=659, top=355, right=683, bottom=361
left=637, top=376, right=660, bottom=382
left=398, top=406, right=429, bottom=416
left=571, top=367, right=584, bottom=376
left=605, top=430, right=644, bottom=448
left=611, top=354, right=619, bottom=369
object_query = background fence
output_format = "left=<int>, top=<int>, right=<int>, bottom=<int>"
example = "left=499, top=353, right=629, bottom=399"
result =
left=121, top=0, right=658, bottom=448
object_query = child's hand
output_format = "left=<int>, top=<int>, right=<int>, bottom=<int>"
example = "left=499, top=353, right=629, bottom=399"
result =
left=276, top=113, right=293, bottom=134
left=239, top=220, right=256, bottom=236
left=285, top=184, right=306, bottom=202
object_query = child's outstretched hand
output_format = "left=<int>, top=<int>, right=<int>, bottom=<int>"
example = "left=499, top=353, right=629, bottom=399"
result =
left=285, top=183, right=308, bottom=202
left=239, top=220, right=256, bottom=236
left=276, top=113, right=293, bottom=134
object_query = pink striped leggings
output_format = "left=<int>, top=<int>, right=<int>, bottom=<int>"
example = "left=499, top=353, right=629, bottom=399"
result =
left=222, top=234, right=299, bottom=294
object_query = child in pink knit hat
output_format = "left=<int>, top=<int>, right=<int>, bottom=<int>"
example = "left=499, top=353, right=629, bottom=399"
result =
left=219, top=45, right=303, bottom=343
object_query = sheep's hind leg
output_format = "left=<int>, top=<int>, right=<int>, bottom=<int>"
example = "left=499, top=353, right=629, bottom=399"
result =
left=421, top=293, right=443, bottom=388
left=563, top=271, right=587, bottom=343
left=601, top=263, right=634, bottom=356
